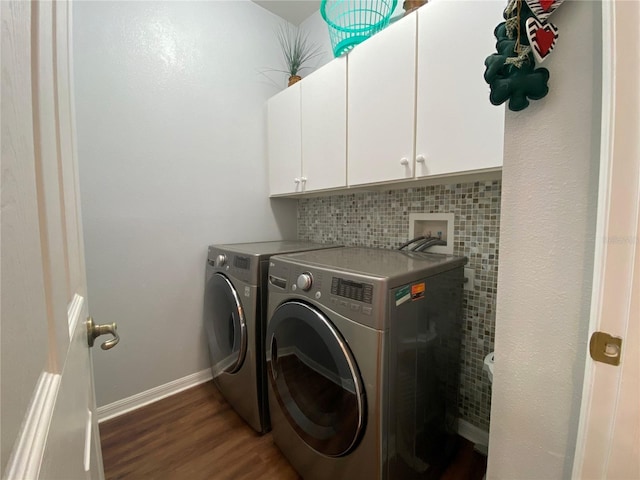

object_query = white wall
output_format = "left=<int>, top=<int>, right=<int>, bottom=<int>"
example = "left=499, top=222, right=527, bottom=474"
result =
left=299, top=11, right=333, bottom=69
left=299, top=4, right=405, bottom=68
left=73, top=1, right=297, bottom=407
left=488, top=1, right=601, bottom=478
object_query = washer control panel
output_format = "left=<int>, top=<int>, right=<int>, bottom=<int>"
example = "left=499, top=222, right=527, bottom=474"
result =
left=267, top=259, right=382, bottom=329
left=207, top=247, right=256, bottom=284
left=330, top=277, right=373, bottom=304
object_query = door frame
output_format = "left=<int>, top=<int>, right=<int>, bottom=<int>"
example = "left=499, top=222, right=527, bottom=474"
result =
left=572, top=0, right=640, bottom=476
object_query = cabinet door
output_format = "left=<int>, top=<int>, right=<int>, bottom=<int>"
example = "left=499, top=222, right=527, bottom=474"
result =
left=268, top=83, right=302, bottom=195
left=415, top=0, right=505, bottom=178
left=301, top=56, right=347, bottom=192
left=347, top=14, right=417, bottom=187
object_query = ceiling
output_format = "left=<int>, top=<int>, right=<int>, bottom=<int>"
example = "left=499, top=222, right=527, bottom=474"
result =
left=253, top=0, right=321, bottom=26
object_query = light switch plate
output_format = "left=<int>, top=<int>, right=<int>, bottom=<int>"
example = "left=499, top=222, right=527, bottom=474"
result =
left=464, top=268, right=475, bottom=291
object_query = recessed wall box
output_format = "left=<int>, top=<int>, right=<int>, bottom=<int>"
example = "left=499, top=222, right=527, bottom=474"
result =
left=408, top=213, right=455, bottom=255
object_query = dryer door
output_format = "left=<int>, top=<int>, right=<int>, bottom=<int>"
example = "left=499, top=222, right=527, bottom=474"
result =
left=267, top=301, right=365, bottom=457
left=204, top=273, right=247, bottom=376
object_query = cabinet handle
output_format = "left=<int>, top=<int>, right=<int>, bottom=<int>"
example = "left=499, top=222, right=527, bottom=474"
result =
left=416, top=155, right=426, bottom=164
left=400, top=158, right=409, bottom=166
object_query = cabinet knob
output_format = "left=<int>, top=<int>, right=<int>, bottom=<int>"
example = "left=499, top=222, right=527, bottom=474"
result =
left=416, top=155, right=426, bottom=164
left=294, top=178, right=300, bottom=184
left=300, top=177, right=307, bottom=183
left=400, top=158, right=409, bottom=166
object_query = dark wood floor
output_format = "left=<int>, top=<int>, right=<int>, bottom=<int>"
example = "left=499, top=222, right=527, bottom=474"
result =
left=99, top=381, right=486, bottom=479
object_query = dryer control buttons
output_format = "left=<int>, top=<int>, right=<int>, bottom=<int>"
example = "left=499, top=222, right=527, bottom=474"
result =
left=296, top=273, right=313, bottom=291
left=215, top=254, right=227, bottom=267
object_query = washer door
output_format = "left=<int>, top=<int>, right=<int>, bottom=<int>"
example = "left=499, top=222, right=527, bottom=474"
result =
left=267, top=301, right=365, bottom=457
left=204, top=273, right=247, bottom=376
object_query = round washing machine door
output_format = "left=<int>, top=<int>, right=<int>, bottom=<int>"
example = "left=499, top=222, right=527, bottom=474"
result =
left=204, top=273, right=247, bottom=376
left=266, top=301, right=365, bottom=457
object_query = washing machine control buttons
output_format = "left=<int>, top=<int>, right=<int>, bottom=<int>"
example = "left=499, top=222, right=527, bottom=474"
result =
left=215, top=254, right=227, bottom=267
left=296, top=273, right=313, bottom=291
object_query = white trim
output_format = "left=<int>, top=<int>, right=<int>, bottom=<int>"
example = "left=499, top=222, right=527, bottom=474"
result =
left=457, top=419, right=490, bottom=448
left=4, top=372, right=62, bottom=480
left=83, top=409, right=92, bottom=472
left=67, top=293, right=84, bottom=341
left=97, top=369, right=213, bottom=423
left=572, top=1, right=615, bottom=472
left=572, top=0, right=640, bottom=477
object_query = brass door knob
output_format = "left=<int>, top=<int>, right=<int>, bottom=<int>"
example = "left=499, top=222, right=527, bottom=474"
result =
left=87, top=317, right=120, bottom=350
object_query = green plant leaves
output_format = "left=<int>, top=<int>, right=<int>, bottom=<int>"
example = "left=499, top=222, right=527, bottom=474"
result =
left=276, top=24, right=324, bottom=77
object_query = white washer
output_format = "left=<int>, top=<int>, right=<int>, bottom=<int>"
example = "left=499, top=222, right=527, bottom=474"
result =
left=266, top=247, right=466, bottom=479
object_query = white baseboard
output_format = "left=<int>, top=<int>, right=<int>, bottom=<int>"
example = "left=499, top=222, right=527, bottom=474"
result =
left=457, top=418, right=490, bottom=447
left=97, top=368, right=213, bottom=423
left=5, top=372, right=61, bottom=480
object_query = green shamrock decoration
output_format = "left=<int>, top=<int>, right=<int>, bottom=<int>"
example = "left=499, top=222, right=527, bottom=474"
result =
left=484, top=0, right=550, bottom=111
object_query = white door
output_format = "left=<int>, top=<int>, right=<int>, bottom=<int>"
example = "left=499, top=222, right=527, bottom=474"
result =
left=572, top=1, right=640, bottom=478
left=267, top=83, right=302, bottom=195
left=347, top=13, right=417, bottom=187
left=1, top=1, right=113, bottom=478
left=301, top=56, right=347, bottom=192
left=415, top=0, right=504, bottom=178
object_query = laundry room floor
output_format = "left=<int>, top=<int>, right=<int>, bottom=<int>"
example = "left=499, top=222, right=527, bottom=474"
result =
left=99, top=382, right=487, bottom=479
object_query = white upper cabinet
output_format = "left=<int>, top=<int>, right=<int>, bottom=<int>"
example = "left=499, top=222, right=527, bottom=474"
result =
left=268, top=83, right=302, bottom=195
left=347, top=14, right=417, bottom=187
left=266, top=2, right=505, bottom=196
left=301, top=56, right=347, bottom=192
left=415, top=0, right=505, bottom=178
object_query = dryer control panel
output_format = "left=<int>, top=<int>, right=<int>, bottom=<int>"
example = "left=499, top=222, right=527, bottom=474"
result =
left=268, top=260, right=385, bottom=330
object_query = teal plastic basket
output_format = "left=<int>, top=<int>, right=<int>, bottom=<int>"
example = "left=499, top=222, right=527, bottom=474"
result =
left=320, top=0, right=398, bottom=57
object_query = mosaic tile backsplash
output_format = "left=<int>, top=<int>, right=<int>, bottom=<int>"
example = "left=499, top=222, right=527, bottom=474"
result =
left=297, top=179, right=501, bottom=431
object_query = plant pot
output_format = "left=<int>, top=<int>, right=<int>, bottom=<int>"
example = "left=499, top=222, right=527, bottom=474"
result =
left=403, top=0, right=427, bottom=15
left=288, top=75, right=302, bottom=87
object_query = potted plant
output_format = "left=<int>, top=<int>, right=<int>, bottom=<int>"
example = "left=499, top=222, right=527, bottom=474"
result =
left=275, top=24, right=324, bottom=87
left=403, top=0, right=427, bottom=15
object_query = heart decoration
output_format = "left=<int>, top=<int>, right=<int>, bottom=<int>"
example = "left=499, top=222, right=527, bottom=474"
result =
left=525, top=0, right=564, bottom=22
left=526, top=17, right=559, bottom=64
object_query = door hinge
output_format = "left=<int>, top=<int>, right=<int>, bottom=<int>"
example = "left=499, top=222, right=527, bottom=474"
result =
left=589, top=331, right=623, bottom=366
